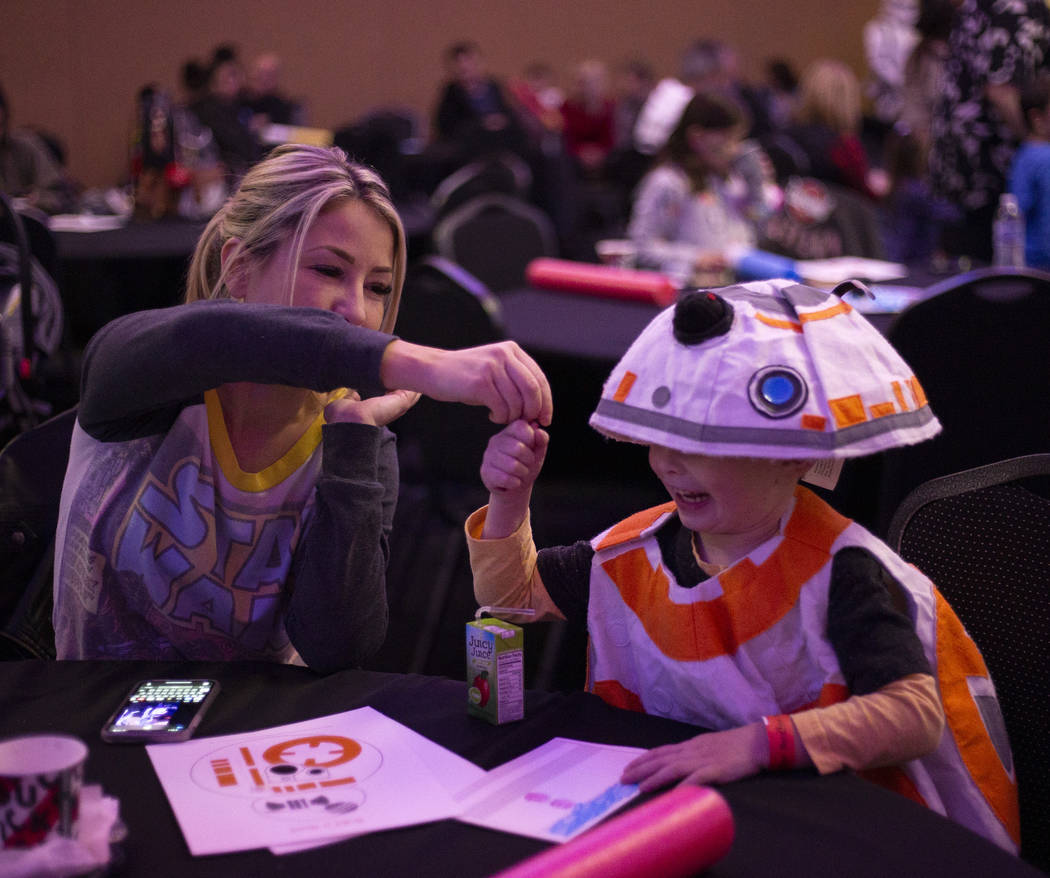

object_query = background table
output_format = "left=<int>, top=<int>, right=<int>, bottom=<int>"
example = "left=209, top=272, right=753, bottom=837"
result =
left=1, top=660, right=1038, bottom=877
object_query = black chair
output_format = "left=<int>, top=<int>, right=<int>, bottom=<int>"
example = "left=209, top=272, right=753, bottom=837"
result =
left=868, top=267, right=1050, bottom=534
left=375, top=257, right=507, bottom=677
left=432, top=193, right=558, bottom=294
left=429, top=152, right=533, bottom=220
left=0, top=406, right=77, bottom=659
left=333, top=107, right=422, bottom=201
left=886, top=454, right=1050, bottom=872
left=0, top=194, right=68, bottom=443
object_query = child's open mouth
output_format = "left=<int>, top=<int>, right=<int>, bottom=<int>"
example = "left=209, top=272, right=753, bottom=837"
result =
left=675, top=490, right=711, bottom=508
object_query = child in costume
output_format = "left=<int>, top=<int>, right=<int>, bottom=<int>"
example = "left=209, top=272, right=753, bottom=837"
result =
left=467, top=279, right=1018, bottom=852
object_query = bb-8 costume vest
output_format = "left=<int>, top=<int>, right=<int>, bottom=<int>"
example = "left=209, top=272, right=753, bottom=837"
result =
left=584, top=486, right=1018, bottom=852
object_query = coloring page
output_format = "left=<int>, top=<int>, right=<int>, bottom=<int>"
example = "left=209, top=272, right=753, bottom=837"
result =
left=147, top=706, right=467, bottom=855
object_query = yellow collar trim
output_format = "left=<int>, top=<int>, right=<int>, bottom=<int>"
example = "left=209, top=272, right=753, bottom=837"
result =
left=205, top=389, right=329, bottom=493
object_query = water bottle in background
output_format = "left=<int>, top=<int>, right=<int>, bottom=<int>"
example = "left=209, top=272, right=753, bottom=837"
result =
left=993, top=193, right=1026, bottom=267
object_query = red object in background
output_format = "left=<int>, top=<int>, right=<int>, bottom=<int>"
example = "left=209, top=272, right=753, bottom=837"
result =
left=163, top=162, right=192, bottom=190
left=492, top=785, right=734, bottom=878
left=526, top=258, right=677, bottom=307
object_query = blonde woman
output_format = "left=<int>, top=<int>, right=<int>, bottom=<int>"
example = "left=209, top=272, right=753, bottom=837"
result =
left=53, top=144, right=551, bottom=670
left=787, top=59, right=886, bottom=199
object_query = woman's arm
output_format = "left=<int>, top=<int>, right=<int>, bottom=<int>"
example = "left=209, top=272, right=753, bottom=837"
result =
left=283, top=422, right=398, bottom=672
left=78, top=300, right=392, bottom=440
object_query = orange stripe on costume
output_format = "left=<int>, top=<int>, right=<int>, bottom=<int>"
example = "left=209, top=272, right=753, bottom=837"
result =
left=934, top=590, right=1020, bottom=844
left=870, top=401, right=897, bottom=419
left=593, top=679, right=646, bottom=713
left=859, top=765, right=928, bottom=807
left=595, top=503, right=677, bottom=551
left=599, top=490, right=851, bottom=662
left=796, top=682, right=849, bottom=710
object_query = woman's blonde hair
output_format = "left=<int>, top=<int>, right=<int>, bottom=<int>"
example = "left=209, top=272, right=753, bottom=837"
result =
left=186, top=144, right=407, bottom=333
left=794, top=59, right=862, bottom=134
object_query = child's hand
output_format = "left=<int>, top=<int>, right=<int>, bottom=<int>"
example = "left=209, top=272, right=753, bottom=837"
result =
left=479, top=420, right=549, bottom=540
left=481, top=419, right=549, bottom=496
left=620, top=723, right=768, bottom=790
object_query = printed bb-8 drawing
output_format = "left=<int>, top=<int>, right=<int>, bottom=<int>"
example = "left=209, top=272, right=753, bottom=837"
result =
left=190, top=733, right=383, bottom=819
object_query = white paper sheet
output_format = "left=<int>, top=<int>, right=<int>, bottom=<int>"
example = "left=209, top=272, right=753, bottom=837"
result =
left=796, top=256, right=908, bottom=286
left=267, top=718, right=485, bottom=855
left=146, top=707, right=469, bottom=856
left=455, top=738, right=644, bottom=843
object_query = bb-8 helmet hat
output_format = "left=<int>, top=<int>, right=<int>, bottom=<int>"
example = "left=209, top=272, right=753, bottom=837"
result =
left=589, top=279, right=940, bottom=459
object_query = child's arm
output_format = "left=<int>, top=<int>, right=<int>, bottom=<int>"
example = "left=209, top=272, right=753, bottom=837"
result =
left=621, top=673, right=942, bottom=790
left=466, top=419, right=565, bottom=622
left=622, top=546, right=945, bottom=789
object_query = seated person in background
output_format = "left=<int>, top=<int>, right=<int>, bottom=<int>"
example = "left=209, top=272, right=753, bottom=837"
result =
left=507, top=61, right=565, bottom=148
left=786, top=59, right=887, bottom=200
left=467, top=281, right=1018, bottom=854
left=242, top=52, right=301, bottom=127
left=627, top=92, right=765, bottom=285
left=52, top=143, right=552, bottom=671
left=560, top=60, right=616, bottom=179
left=189, top=44, right=264, bottom=181
left=0, top=83, right=76, bottom=214
left=612, top=58, right=655, bottom=152
left=432, top=41, right=529, bottom=169
left=1008, top=74, right=1050, bottom=269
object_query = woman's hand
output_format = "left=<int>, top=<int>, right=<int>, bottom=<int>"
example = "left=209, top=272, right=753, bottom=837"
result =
left=324, top=389, right=421, bottom=427
left=380, top=340, right=553, bottom=426
left=620, top=724, right=769, bottom=791
left=480, top=419, right=549, bottom=539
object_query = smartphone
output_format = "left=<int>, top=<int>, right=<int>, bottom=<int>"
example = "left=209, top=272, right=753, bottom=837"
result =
left=101, top=679, right=219, bottom=743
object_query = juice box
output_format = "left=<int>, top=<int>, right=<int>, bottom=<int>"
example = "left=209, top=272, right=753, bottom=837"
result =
left=466, top=618, right=524, bottom=724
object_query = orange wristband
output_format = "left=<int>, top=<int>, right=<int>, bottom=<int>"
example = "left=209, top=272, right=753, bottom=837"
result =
left=762, top=714, right=797, bottom=770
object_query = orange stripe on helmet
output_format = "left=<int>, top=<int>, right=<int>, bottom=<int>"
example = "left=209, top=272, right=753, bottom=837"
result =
left=799, top=300, right=853, bottom=322
left=908, top=376, right=928, bottom=407
left=755, top=313, right=804, bottom=333
left=612, top=371, right=638, bottom=403
left=829, top=395, right=867, bottom=428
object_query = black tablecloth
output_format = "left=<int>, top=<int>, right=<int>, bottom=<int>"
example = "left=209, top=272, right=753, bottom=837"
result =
left=0, top=660, right=1037, bottom=877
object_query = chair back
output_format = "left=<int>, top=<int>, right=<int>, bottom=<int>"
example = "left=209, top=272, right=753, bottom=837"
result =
left=871, top=267, right=1050, bottom=532
left=887, top=454, right=1050, bottom=871
left=0, top=406, right=76, bottom=659
left=759, top=177, right=886, bottom=260
left=391, top=256, right=506, bottom=485
left=433, top=194, right=558, bottom=293
left=429, top=152, right=532, bottom=220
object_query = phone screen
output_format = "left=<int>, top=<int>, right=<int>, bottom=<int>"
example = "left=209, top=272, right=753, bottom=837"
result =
left=102, top=679, right=219, bottom=743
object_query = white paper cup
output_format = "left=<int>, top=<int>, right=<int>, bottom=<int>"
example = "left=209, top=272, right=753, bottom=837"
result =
left=0, top=734, right=88, bottom=849
left=595, top=239, right=638, bottom=268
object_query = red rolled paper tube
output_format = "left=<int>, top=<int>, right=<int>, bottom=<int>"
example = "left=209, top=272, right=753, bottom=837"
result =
left=526, top=258, right=678, bottom=307
left=491, top=786, right=734, bottom=878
